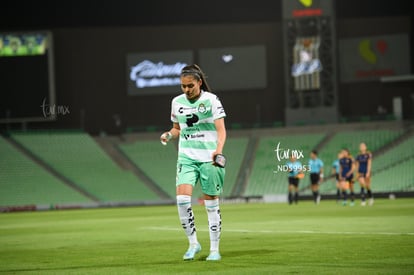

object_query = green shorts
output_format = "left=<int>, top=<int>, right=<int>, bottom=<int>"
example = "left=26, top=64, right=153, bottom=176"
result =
left=176, top=161, right=225, bottom=196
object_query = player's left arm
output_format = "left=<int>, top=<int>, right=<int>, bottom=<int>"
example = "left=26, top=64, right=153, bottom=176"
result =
left=367, top=155, right=372, bottom=177
left=213, top=118, right=226, bottom=158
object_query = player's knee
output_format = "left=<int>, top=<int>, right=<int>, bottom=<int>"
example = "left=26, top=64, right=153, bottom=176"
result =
left=203, top=194, right=219, bottom=200
left=176, top=184, right=193, bottom=196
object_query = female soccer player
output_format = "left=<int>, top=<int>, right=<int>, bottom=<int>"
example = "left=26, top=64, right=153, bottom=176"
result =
left=339, top=148, right=355, bottom=206
left=287, top=155, right=302, bottom=204
left=308, top=150, right=324, bottom=204
left=160, top=64, right=226, bottom=261
left=355, top=142, right=373, bottom=206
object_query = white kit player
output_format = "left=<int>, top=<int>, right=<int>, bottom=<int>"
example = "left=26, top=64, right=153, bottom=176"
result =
left=160, top=64, right=227, bottom=261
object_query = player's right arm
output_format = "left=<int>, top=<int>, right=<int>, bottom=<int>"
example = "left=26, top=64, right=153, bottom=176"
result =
left=169, top=123, right=181, bottom=139
left=160, top=123, right=180, bottom=144
left=161, top=98, right=181, bottom=144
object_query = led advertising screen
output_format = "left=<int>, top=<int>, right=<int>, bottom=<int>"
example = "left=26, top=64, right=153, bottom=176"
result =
left=198, top=45, right=267, bottom=91
left=127, top=50, right=193, bottom=96
left=0, top=33, right=48, bottom=56
left=0, top=31, right=55, bottom=123
left=291, top=36, right=323, bottom=91
left=339, top=33, right=410, bottom=83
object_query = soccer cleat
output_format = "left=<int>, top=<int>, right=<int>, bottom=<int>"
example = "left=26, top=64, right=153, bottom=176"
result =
left=183, top=243, right=201, bottom=260
left=206, top=251, right=221, bottom=261
left=369, top=198, right=374, bottom=206
left=316, top=195, right=321, bottom=205
left=361, top=201, right=366, bottom=206
left=342, top=201, right=347, bottom=206
left=350, top=201, right=355, bottom=207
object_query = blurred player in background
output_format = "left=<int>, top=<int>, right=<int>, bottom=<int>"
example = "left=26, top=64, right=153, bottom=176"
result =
left=309, top=150, right=324, bottom=204
left=355, top=142, right=374, bottom=206
left=287, top=155, right=303, bottom=204
left=331, top=151, right=342, bottom=203
left=160, top=64, right=226, bottom=261
left=339, top=148, right=355, bottom=206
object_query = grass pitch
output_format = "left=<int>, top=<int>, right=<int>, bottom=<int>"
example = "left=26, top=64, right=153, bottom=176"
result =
left=0, top=198, right=413, bottom=274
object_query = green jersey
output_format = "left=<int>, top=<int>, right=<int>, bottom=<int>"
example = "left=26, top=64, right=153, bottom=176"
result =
left=171, top=91, right=226, bottom=163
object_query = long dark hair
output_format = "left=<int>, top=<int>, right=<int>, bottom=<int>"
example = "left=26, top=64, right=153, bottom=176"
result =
left=181, top=64, right=211, bottom=92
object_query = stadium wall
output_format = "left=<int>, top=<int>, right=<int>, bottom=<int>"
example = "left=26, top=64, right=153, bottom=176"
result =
left=1, top=17, right=412, bottom=134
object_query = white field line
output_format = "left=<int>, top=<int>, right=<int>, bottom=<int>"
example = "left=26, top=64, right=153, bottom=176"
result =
left=144, top=227, right=414, bottom=236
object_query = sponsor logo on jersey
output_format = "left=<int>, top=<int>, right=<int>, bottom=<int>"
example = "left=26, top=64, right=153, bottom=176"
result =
left=178, top=106, right=197, bottom=114
left=183, top=133, right=205, bottom=140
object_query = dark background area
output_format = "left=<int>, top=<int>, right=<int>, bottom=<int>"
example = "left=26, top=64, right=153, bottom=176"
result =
left=1, top=0, right=413, bottom=134
left=1, top=0, right=412, bottom=29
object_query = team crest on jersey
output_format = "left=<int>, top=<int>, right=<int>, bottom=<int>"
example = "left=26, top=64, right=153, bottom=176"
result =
left=198, top=103, right=207, bottom=114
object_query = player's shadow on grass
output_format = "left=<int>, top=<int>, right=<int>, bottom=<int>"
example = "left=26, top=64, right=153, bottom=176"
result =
left=194, top=249, right=277, bottom=261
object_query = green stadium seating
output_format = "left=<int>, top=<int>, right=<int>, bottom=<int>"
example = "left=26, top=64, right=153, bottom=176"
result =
left=372, top=158, right=414, bottom=192
left=372, top=136, right=414, bottom=173
left=366, top=135, right=414, bottom=192
left=2, top=125, right=412, bottom=207
left=0, top=136, right=92, bottom=206
left=11, top=132, right=159, bottom=202
left=118, top=140, right=178, bottom=199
